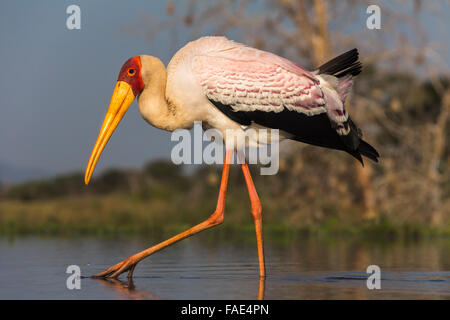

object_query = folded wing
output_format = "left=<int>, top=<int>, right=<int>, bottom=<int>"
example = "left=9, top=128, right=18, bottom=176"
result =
left=192, top=44, right=327, bottom=117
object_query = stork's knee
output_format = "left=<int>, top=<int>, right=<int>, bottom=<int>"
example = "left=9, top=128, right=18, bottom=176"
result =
left=251, top=201, right=262, bottom=219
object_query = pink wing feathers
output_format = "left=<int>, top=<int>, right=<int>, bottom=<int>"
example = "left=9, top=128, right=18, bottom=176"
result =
left=192, top=44, right=327, bottom=117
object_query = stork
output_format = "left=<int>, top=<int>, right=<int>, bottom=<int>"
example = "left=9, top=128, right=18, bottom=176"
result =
left=85, top=36, right=379, bottom=279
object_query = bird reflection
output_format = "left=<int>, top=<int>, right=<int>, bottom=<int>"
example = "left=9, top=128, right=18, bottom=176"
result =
left=93, top=277, right=160, bottom=300
left=94, top=274, right=265, bottom=300
left=258, top=277, right=266, bottom=300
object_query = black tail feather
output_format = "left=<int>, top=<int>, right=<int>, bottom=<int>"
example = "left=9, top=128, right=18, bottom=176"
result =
left=318, top=49, right=376, bottom=165
left=347, top=140, right=379, bottom=166
left=317, top=48, right=362, bottom=77
left=349, top=149, right=365, bottom=166
left=357, top=140, right=380, bottom=163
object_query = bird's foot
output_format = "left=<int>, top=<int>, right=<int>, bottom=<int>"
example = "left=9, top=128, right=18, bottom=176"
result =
left=92, top=256, right=138, bottom=279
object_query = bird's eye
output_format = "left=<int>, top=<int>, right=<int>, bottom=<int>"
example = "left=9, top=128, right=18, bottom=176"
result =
left=127, top=68, right=136, bottom=76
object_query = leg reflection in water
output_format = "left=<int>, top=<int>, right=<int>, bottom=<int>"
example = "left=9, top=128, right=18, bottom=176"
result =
left=258, top=276, right=266, bottom=300
left=93, top=276, right=265, bottom=300
left=93, top=277, right=160, bottom=300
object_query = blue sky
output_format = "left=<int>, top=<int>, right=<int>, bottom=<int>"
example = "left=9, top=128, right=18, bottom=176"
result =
left=0, top=1, right=448, bottom=182
left=0, top=1, right=182, bottom=181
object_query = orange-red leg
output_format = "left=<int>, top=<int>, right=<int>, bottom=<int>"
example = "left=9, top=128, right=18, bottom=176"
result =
left=240, top=158, right=266, bottom=278
left=92, top=150, right=233, bottom=279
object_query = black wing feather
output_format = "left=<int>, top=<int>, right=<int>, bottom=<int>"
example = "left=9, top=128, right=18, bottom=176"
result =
left=209, top=99, right=379, bottom=164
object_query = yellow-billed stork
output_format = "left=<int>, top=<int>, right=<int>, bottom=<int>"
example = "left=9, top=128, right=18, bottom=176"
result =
left=85, top=36, right=379, bottom=279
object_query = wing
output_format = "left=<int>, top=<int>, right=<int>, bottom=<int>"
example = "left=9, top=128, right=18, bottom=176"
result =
left=192, top=45, right=327, bottom=117
left=191, top=42, right=378, bottom=164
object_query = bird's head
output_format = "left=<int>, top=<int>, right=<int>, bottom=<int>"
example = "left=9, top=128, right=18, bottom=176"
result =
left=84, top=56, right=145, bottom=185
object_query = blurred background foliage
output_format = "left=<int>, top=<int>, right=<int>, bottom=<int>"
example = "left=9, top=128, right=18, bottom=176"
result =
left=0, top=0, right=448, bottom=237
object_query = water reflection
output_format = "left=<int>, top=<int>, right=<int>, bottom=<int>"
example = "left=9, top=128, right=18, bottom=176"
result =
left=258, top=277, right=265, bottom=300
left=93, top=276, right=266, bottom=300
left=93, top=278, right=160, bottom=300
left=0, top=236, right=449, bottom=299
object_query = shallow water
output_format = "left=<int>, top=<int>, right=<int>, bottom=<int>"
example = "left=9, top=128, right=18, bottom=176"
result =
left=0, top=235, right=449, bottom=299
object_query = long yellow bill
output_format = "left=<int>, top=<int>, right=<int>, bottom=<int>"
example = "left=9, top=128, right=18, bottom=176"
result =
left=85, top=81, right=135, bottom=185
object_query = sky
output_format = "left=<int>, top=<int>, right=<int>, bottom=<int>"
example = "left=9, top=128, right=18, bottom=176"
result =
left=0, top=1, right=184, bottom=181
left=0, top=1, right=449, bottom=182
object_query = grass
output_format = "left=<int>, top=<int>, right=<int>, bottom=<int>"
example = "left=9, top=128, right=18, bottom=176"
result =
left=1, top=192, right=449, bottom=239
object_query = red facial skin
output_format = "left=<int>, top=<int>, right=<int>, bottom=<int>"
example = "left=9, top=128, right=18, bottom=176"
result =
left=117, top=56, right=145, bottom=96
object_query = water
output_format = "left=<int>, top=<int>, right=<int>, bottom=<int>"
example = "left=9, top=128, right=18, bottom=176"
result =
left=0, top=235, right=449, bottom=299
